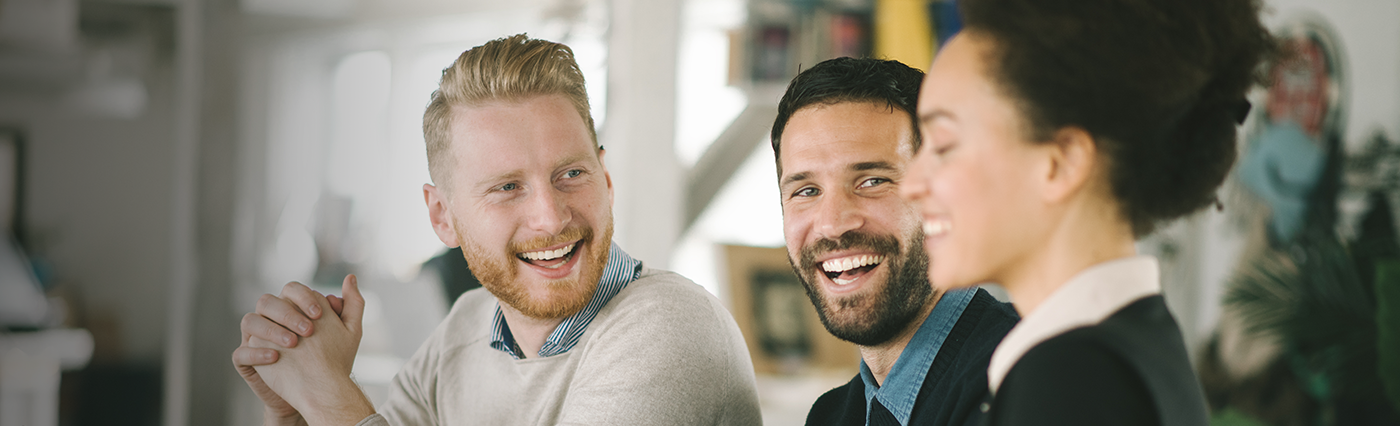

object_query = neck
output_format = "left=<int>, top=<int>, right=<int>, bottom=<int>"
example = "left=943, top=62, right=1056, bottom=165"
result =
left=498, top=304, right=567, bottom=358
left=1000, top=196, right=1137, bottom=318
left=858, top=290, right=942, bottom=386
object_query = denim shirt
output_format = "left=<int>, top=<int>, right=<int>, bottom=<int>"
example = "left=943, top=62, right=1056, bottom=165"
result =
left=859, top=287, right=978, bottom=425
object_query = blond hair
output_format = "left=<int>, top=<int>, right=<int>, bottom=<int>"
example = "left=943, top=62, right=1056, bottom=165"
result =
left=423, top=34, right=596, bottom=188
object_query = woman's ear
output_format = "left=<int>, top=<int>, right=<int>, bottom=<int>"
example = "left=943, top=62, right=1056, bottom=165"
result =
left=1041, top=126, right=1099, bottom=203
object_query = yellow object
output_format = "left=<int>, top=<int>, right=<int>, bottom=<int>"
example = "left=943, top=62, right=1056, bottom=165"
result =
left=874, top=0, right=934, bottom=71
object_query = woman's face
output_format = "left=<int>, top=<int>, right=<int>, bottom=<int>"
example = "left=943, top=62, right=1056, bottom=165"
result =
left=900, top=33, right=1058, bottom=291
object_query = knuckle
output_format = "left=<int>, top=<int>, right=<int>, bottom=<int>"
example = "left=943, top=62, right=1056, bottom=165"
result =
left=281, top=281, right=305, bottom=297
left=240, top=312, right=260, bottom=329
left=256, top=294, right=277, bottom=310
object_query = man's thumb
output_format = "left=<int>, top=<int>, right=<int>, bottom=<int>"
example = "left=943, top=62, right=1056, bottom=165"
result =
left=340, top=274, right=367, bottom=332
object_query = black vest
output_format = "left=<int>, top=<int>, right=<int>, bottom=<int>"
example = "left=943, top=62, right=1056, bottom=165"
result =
left=982, top=295, right=1209, bottom=426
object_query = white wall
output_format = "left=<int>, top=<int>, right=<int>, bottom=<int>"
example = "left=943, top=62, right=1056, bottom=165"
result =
left=604, top=0, right=684, bottom=269
left=0, top=63, right=177, bottom=365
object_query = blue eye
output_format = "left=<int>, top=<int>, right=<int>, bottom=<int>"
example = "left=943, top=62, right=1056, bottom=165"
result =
left=499, top=182, right=519, bottom=191
left=858, top=178, right=889, bottom=188
left=794, top=187, right=819, bottom=198
left=564, top=169, right=583, bottom=178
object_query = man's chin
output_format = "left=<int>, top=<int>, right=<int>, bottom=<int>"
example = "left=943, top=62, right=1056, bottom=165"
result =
left=518, top=290, right=594, bottom=319
left=821, top=318, right=892, bottom=346
left=510, top=242, right=608, bottom=319
left=812, top=287, right=918, bottom=346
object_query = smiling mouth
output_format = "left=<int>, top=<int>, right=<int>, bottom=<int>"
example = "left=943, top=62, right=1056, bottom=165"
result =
left=923, top=219, right=952, bottom=237
left=516, top=241, right=580, bottom=270
left=820, top=254, right=886, bottom=285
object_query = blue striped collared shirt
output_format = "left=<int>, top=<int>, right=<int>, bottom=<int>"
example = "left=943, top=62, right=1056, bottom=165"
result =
left=489, top=242, right=642, bottom=359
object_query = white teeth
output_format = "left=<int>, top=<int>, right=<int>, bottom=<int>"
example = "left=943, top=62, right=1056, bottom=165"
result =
left=820, top=254, right=886, bottom=273
left=519, top=243, right=576, bottom=261
left=924, top=220, right=951, bottom=236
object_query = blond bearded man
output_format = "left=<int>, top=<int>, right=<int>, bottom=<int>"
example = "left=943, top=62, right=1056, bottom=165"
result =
left=231, top=34, right=762, bottom=426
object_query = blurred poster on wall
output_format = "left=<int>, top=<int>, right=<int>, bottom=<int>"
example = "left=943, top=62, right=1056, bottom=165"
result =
left=724, top=244, right=858, bottom=376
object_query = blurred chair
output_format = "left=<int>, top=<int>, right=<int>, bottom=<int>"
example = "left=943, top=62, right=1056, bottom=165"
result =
left=421, top=247, right=482, bottom=309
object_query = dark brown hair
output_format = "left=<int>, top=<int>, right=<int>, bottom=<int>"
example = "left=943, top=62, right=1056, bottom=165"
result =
left=771, top=57, right=925, bottom=176
left=960, top=0, right=1276, bottom=236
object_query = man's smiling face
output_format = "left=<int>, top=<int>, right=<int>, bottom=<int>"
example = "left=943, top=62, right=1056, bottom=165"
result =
left=431, top=93, right=613, bottom=319
left=778, top=101, right=934, bottom=346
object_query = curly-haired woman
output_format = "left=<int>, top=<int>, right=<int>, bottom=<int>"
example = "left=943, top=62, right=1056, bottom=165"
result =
left=900, top=0, right=1275, bottom=424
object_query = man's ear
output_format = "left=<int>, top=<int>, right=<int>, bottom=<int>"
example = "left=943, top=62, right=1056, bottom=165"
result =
left=599, top=147, right=614, bottom=204
left=1041, top=126, right=1099, bottom=203
left=423, top=183, right=460, bottom=248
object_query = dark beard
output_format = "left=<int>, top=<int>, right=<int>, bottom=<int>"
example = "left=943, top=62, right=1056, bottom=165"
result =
left=789, top=229, right=933, bottom=346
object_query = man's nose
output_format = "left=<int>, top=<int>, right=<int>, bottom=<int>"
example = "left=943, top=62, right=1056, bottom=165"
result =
left=815, top=191, right=863, bottom=240
left=526, top=188, right=570, bottom=235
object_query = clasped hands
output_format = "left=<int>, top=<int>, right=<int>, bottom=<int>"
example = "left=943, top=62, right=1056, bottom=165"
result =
left=232, top=274, right=377, bottom=426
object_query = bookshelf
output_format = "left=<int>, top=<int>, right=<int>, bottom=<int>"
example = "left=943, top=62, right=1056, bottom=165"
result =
left=685, top=0, right=960, bottom=232
left=729, top=0, right=961, bottom=88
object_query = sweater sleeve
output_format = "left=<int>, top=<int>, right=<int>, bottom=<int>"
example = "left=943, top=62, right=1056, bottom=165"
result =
left=554, top=273, right=763, bottom=425
left=353, top=414, right=390, bottom=426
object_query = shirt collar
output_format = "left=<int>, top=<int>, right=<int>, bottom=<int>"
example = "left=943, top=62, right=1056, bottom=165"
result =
left=987, top=255, right=1160, bottom=393
left=859, top=287, right=978, bottom=426
left=489, top=242, right=642, bottom=359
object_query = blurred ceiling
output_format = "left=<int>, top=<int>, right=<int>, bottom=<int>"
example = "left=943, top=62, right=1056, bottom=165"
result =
left=0, top=0, right=169, bottom=120
left=243, top=0, right=571, bottom=24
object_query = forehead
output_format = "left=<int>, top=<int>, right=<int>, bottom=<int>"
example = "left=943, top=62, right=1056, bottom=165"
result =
left=779, top=101, right=915, bottom=173
left=919, top=34, right=997, bottom=120
left=447, top=94, right=596, bottom=180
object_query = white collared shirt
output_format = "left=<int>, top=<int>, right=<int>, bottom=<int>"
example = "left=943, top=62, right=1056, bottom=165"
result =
left=986, top=255, right=1161, bottom=393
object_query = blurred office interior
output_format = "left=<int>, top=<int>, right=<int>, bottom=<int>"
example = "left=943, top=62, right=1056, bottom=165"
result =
left=0, top=0, right=1397, bottom=425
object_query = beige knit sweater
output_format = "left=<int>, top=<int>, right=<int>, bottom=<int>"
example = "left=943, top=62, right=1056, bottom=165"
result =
left=353, top=268, right=763, bottom=426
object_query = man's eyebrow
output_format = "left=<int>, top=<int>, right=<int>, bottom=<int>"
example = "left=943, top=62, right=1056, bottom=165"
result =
left=852, top=161, right=898, bottom=172
left=780, top=171, right=811, bottom=187
left=554, top=152, right=594, bottom=169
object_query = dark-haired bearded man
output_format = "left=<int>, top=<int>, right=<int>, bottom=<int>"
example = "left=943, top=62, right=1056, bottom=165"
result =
left=771, top=57, right=1019, bottom=426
